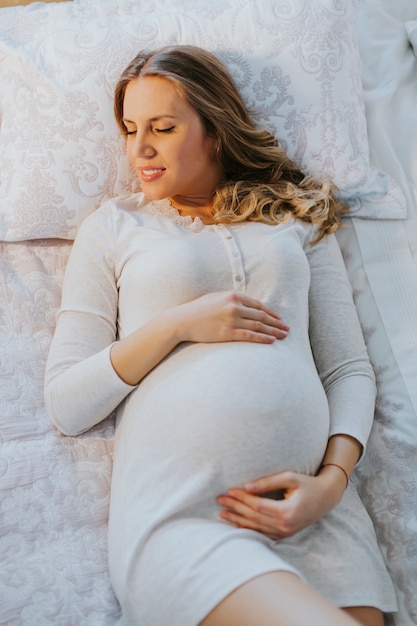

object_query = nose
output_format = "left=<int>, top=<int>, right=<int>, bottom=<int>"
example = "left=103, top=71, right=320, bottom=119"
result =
left=131, top=131, right=156, bottom=159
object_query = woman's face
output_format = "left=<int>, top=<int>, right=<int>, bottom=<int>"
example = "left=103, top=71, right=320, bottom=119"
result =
left=123, top=76, right=224, bottom=209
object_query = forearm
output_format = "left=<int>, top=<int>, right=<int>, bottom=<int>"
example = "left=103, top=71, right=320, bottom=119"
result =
left=316, top=434, right=362, bottom=501
left=45, top=309, right=183, bottom=434
left=317, top=377, right=375, bottom=497
left=307, top=230, right=376, bottom=468
left=45, top=345, right=135, bottom=435
left=110, top=308, right=183, bottom=386
left=110, top=291, right=289, bottom=385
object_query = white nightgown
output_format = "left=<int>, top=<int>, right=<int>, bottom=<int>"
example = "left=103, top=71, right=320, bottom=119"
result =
left=45, top=193, right=397, bottom=625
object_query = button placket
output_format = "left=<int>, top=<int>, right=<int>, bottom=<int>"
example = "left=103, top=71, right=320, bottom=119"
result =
left=215, top=226, right=246, bottom=290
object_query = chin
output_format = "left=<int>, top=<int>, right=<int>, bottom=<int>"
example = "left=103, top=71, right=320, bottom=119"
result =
left=141, top=188, right=168, bottom=201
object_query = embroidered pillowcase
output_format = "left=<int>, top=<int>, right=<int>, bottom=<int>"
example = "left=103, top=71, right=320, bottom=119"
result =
left=0, top=0, right=406, bottom=241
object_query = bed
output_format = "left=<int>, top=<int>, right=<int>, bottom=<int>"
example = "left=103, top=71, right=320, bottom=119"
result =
left=0, top=0, right=416, bottom=624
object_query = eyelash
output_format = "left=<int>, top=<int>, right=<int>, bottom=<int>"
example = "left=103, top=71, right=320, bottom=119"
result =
left=125, top=126, right=175, bottom=136
left=155, top=126, right=175, bottom=134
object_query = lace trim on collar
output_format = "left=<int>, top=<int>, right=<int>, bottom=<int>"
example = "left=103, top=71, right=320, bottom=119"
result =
left=150, top=199, right=206, bottom=233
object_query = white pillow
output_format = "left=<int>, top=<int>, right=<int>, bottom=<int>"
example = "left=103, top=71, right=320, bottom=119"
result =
left=406, top=21, right=417, bottom=56
left=0, top=0, right=406, bottom=241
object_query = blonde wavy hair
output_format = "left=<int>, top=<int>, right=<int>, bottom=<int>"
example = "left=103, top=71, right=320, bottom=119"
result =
left=114, top=45, right=348, bottom=243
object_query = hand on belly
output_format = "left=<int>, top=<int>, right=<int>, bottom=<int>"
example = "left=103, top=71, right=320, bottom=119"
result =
left=216, top=469, right=342, bottom=539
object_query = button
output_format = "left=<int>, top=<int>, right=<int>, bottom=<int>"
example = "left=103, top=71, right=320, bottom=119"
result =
left=235, top=276, right=242, bottom=282
left=226, top=235, right=232, bottom=240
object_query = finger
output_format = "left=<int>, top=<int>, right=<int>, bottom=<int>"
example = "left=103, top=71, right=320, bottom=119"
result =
left=239, top=305, right=290, bottom=331
left=225, top=489, right=288, bottom=517
left=218, top=489, right=306, bottom=537
left=237, top=295, right=288, bottom=325
left=219, top=508, right=284, bottom=539
left=244, top=471, right=299, bottom=494
left=228, top=329, right=278, bottom=344
left=217, top=494, right=279, bottom=531
left=236, top=317, right=289, bottom=339
left=217, top=494, right=260, bottom=519
left=238, top=294, right=281, bottom=317
left=225, top=293, right=289, bottom=339
left=218, top=496, right=290, bottom=538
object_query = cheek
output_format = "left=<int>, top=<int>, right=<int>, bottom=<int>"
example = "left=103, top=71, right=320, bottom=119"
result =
left=179, top=136, right=215, bottom=169
left=125, top=141, right=134, bottom=162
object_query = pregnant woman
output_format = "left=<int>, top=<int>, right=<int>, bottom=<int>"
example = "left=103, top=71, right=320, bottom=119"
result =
left=45, top=45, right=396, bottom=626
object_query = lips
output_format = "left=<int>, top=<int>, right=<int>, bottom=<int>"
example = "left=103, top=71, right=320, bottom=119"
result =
left=139, top=167, right=166, bottom=183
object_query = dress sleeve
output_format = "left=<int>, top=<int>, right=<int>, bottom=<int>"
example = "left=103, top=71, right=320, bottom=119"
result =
left=44, top=206, right=136, bottom=436
left=305, top=226, right=376, bottom=457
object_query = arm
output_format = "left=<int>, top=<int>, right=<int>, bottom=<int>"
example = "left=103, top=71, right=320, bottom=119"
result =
left=44, top=207, right=133, bottom=435
left=306, top=229, right=376, bottom=453
left=217, top=227, right=376, bottom=537
left=45, top=206, right=289, bottom=436
left=110, top=290, right=289, bottom=386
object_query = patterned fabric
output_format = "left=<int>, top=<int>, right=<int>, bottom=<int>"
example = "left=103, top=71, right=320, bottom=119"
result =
left=1, top=0, right=417, bottom=624
left=0, top=240, right=121, bottom=625
left=337, top=221, right=417, bottom=626
left=336, top=1, right=417, bottom=623
left=0, top=0, right=406, bottom=242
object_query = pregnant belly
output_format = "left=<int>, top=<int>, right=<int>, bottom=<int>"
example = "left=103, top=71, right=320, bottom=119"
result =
left=116, top=340, right=330, bottom=490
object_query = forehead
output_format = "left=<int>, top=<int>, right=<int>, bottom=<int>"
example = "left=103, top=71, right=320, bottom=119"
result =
left=123, top=75, right=192, bottom=120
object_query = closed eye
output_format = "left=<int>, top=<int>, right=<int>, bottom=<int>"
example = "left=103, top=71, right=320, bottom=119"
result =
left=155, top=126, right=175, bottom=133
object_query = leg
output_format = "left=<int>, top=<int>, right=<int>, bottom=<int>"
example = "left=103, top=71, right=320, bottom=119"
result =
left=200, top=571, right=359, bottom=626
left=343, top=607, right=385, bottom=626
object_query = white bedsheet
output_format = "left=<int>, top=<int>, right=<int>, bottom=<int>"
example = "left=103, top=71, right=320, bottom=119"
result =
left=335, top=1, right=417, bottom=623
left=0, top=0, right=417, bottom=624
left=0, top=240, right=121, bottom=625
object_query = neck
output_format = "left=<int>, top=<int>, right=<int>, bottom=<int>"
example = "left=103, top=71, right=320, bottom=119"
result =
left=169, top=195, right=215, bottom=223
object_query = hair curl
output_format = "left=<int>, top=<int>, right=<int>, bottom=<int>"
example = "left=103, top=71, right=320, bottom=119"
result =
left=114, top=45, right=348, bottom=243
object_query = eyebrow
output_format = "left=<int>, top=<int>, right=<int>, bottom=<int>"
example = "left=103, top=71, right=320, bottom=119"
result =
left=122, top=115, right=177, bottom=124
